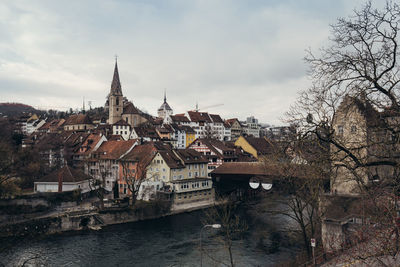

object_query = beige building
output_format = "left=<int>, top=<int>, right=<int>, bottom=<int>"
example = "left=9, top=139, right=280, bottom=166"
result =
left=330, top=96, right=393, bottom=195
left=63, top=114, right=94, bottom=132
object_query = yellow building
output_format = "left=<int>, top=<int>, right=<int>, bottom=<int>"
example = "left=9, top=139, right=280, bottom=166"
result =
left=185, top=131, right=196, bottom=148
left=234, top=136, right=274, bottom=160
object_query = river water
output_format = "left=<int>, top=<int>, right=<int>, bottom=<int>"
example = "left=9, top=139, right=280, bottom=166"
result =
left=0, top=200, right=299, bottom=267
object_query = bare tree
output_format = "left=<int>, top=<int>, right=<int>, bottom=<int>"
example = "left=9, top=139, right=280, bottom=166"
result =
left=286, top=1, right=400, bottom=264
left=202, top=200, right=248, bottom=267
left=119, top=144, right=158, bottom=207
left=260, top=137, right=329, bottom=260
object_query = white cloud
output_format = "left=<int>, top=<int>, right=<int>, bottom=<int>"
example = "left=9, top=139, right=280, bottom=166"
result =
left=0, top=0, right=367, bottom=125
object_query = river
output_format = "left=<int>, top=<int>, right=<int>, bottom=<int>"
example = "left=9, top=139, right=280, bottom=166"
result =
left=0, top=200, right=300, bottom=266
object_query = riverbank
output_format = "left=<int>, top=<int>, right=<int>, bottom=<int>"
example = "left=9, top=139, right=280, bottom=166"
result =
left=0, top=198, right=216, bottom=238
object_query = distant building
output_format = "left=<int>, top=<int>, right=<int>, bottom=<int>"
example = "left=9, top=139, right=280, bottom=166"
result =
left=34, top=165, right=93, bottom=193
left=157, top=92, right=173, bottom=122
left=234, top=136, right=275, bottom=160
left=63, top=114, right=94, bottom=132
left=225, top=118, right=243, bottom=140
left=242, top=116, right=260, bottom=137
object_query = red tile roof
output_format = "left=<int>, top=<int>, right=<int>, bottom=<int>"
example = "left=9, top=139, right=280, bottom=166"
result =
left=96, top=139, right=137, bottom=159
left=121, top=143, right=157, bottom=167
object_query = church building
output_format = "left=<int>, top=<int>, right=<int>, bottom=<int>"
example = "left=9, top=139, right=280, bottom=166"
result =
left=106, top=60, right=148, bottom=127
left=158, top=91, right=173, bottom=123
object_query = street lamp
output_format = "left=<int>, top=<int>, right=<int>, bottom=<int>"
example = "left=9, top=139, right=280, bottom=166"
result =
left=200, top=224, right=221, bottom=267
left=249, top=177, right=273, bottom=191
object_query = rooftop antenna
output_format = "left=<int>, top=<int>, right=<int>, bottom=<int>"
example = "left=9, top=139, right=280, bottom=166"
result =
left=195, top=101, right=199, bottom=112
left=82, top=97, right=85, bottom=114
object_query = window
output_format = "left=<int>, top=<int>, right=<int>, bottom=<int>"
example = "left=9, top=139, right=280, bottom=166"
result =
left=351, top=125, right=356, bottom=133
left=337, top=125, right=344, bottom=135
left=163, top=168, right=166, bottom=172
left=116, top=98, right=119, bottom=106
left=189, top=172, right=192, bottom=177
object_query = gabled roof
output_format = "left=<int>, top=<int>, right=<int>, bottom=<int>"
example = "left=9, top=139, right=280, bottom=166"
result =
left=159, top=150, right=185, bottom=169
left=64, top=114, right=92, bottom=125
left=37, top=165, right=92, bottom=183
left=134, top=125, right=160, bottom=139
left=77, top=133, right=104, bottom=155
left=210, top=114, right=224, bottom=123
left=244, top=137, right=276, bottom=155
left=110, top=61, right=123, bottom=96
left=170, top=114, right=190, bottom=123
left=337, top=96, right=383, bottom=128
left=174, top=149, right=208, bottom=164
left=123, top=102, right=140, bottom=115
left=114, top=119, right=130, bottom=126
left=95, top=139, right=137, bottom=159
left=191, top=138, right=236, bottom=159
left=170, top=123, right=195, bottom=133
left=226, top=118, right=242, bottom=127
left=187, top=111, right=212, bottom=123
left=121, top=143, right=157, bottom=167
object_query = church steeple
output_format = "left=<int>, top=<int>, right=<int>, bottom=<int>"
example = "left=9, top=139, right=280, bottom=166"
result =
left=108, top=57, right=124, bottom=124
left=110, top=59, right=122, bottom=96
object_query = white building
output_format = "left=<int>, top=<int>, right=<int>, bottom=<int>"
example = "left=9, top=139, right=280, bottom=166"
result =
left=157, top=92, right=173, bottom=121
left=34, top=165, right=93, bottom=193
left=243, top=116, right=260, bottom=137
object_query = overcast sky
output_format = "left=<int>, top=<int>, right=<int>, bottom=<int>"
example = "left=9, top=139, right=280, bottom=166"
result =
left=0, top=0, right=368, bottom=125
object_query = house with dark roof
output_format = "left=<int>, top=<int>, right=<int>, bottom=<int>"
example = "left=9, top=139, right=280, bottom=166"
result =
left=226, top=118, right=243, bottom=139
left=169, top=123, right=196, bottom=149
left=170, top=114, right=191, bottom=125
left=185, top=111, right=229, bottom=141
left=331, top=95, right=397, bottom=195
left=63, top=114, right=94, bottom=132
left=34, top=165, right=93, bottom=193
left=112, top=119, right=132, bottom=140
left=86, top=139, right=138, bottom=192
left=234, top=136, right=276, bottom=159
left=117, top=142, right=214, bottom=206
left=188, top=138, right=238, bottom=176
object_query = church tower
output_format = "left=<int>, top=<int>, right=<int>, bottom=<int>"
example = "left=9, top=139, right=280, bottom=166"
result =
left=108, top=60, right=124, bottom=124
left=158, top=90, right=173, bottom=121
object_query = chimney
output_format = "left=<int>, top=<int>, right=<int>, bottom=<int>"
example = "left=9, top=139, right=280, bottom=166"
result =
left=58, top=169, right=63, bottom=192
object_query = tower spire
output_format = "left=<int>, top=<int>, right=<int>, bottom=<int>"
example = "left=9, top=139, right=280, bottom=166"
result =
left=164, top=89, right=167, bottom=103
left=111, top=57, right=122, bottom=96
